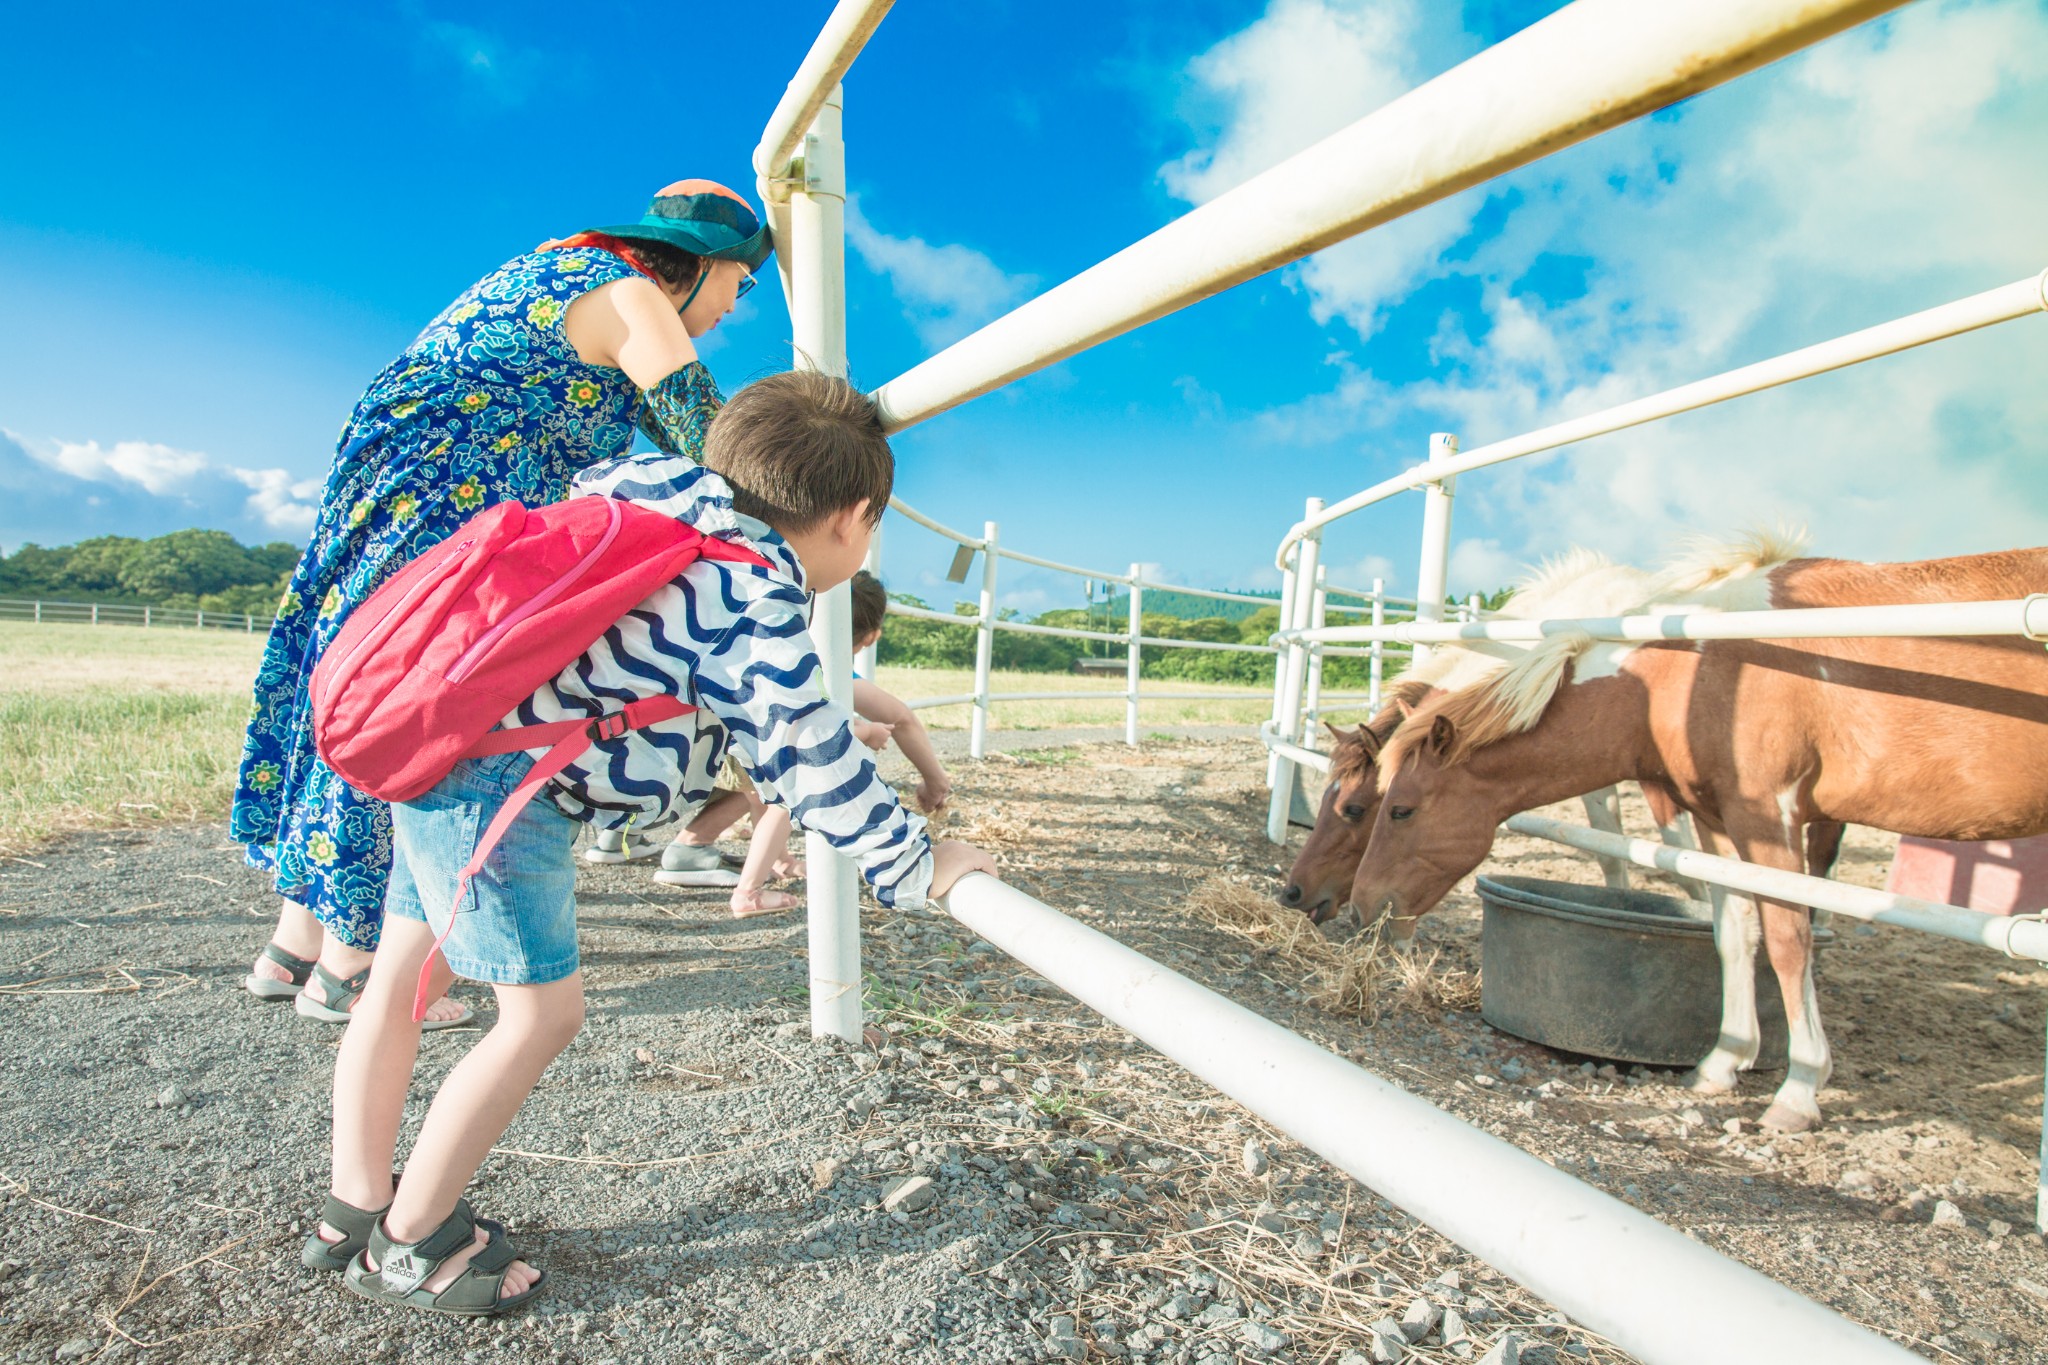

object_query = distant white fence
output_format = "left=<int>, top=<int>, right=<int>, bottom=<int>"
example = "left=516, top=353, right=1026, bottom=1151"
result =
left=0, top=598, right=261, bottom=632
left=873, top=496, right=1411, bottom=758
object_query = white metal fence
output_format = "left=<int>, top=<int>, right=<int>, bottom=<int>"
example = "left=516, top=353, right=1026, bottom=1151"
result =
left=872, top=495, right=1407, bottom=757
left=762, top=1, right=1942, bottom=1359
left=0, top=598, right=261, bottom=632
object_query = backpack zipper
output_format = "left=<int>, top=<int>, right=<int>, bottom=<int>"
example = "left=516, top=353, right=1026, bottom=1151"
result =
left=446, top=497, right=624, bottom=684
left=314, top=535, right=477, bottom=710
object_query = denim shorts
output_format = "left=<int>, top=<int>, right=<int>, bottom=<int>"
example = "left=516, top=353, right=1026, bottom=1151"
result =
left=383, top=751, right=580, bottom=986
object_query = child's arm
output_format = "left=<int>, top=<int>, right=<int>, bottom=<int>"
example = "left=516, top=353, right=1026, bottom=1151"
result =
left=694, top=593, right=936, bottom=908
left=853, top=678, right=950, bottom=813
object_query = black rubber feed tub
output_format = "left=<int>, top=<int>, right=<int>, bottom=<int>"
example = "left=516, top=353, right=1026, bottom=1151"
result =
left=1476, top=875, right=1832, bottom=1067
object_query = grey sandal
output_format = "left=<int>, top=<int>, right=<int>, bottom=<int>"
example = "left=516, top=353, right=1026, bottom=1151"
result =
left=344, top=1202, right=544, bottom=1317
left=295, top=963, right=475, bottom=1031
left=244, top=943, right=315, bottom=1001
left=300, top=1174, right=404, bottom=1272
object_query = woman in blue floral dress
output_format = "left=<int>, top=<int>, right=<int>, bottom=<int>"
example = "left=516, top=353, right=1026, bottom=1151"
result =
left=235, top=180, right=772, bottom=1024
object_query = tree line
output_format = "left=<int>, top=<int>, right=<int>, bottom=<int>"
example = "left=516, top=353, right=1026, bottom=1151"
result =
left=0, top=530, right=297, bottom=617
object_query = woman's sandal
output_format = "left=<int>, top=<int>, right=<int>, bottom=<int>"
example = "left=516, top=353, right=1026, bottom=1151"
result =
left=344, top=1202, right=544, bottom=1317
left=300, top=1173, right=404, bottom=1272
left=243, top=943, right=315, bottom=1001
left=294, top=963, right=476, bottom=1031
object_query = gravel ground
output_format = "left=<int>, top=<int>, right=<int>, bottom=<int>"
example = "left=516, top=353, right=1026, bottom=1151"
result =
left=3, top=732, right=2044, bottom=1363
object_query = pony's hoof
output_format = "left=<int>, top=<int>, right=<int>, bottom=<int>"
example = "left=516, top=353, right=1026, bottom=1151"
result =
left=1685, top=1067, right=1736, bottom=1096
left=1759, top=1100, right=1820, bottom=1134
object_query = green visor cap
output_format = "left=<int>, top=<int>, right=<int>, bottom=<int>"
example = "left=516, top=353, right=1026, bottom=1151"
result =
left=595, top=180, right=773, bottom=273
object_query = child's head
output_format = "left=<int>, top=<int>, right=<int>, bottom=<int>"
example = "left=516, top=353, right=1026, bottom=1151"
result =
left=703, top=371, right=892, bottom=591
left=850, top=570, right=887, bottom=651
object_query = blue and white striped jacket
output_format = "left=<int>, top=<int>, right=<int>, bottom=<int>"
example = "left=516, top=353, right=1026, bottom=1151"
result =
left=497, top=455, right=934, bottom=910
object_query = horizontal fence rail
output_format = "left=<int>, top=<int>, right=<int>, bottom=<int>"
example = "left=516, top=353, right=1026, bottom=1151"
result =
left=871, top=0, right=1906, bottom=434
left=1273, top=596, right=2048, bottom=649
left=942, top=874, right=1919, bottom=1365
left=0, top=598, right=260, bottom=632
left=1276, top=269, right=2048, bottom=567
left=1509, top=815, right=2048, bottom=962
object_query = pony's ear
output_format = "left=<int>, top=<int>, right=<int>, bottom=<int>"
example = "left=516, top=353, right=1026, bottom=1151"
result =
left=1394, top=698, right=1415, bottom=720
left=1324, top=720, right=1348, bottom=745
left=1356, top=724, right=1384, bottom=759
left=1427, top=713, right=1457, bottom=757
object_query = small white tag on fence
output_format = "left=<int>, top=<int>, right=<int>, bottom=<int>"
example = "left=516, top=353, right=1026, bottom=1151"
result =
left=945, top=546, right=977, bottom=584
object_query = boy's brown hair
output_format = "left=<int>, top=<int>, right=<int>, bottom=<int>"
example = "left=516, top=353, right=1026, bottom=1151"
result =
left=849, top=570, right=887, bottom=641
left=702, top=371, right=893, bottom=534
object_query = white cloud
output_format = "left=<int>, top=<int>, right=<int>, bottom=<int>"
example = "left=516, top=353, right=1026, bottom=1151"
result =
left=1171, top=0, right=2048, bottom=574
left=1446, top=539, right=1520, bottom=597
left=844, top=197, right=1037, bottom=351
left=5, top=432, right=321, bottom=547
left=1162, top=0, right=1480, bottom=336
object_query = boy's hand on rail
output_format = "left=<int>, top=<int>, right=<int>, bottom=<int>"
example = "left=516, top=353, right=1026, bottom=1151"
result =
left=930, top=840, right=997, bottom=899
left=853, top=719, right=894, bottom=751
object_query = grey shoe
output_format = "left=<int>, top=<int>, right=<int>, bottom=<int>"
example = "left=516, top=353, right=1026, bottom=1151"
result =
left=652, top=842, right=741, bottom=887
left=583, top=827, right=666, bottom=864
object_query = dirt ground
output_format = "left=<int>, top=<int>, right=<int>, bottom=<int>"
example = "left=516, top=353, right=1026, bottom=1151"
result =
left=3, top=732, right=2044, bottom=1363
left=937, top=735, right=2048, bottom=1362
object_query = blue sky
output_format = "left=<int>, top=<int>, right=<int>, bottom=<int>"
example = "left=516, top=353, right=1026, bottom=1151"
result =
left=3, top=0, right=2043, bottom=614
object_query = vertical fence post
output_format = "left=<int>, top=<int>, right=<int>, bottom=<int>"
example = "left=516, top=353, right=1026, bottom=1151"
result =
left=1266, top=554, right=1300, bottom=791
left=196, top=610, right=205, bottom=630
left=971, top=521, right=998, bottom=761
left=1267, top=497, right=1323, bottom=844
left=247, top=612, right=255, bottom=633
left=1368, top=577, right=1385, bottom=713
left=144, top=606, right=152, bottom=628
left=33, top=601, right=41, bottom=625
left=1300, top=565, right=1328, bottom=745
left=1125, top=565, right=1143, bottom=749
left=785, top=81, right=861, bottom=1046
left=1411, top=432, right=1457, bottom=669
left=91, top=604, right=99, bottom=625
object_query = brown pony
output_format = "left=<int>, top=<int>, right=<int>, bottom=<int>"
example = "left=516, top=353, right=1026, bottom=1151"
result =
left=1279, top=543, right=1788, bottom=922
left=1351, top=544, right=2048, bottom=1132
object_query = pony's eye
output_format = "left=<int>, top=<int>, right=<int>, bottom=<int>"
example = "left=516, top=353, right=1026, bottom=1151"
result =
left=1389, top=806, right=1415, bottom=822
left=1340, top=803, right=1366, bottom=823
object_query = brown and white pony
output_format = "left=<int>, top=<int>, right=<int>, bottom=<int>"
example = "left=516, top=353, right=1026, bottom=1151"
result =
left=1280, top=545, right=1780, bottom=922
left=1350, top=542, right=2048, bottom=1131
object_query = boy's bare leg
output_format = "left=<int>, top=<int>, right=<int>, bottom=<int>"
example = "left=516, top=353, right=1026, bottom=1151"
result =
left=731, top=805, right=800, bottom=917
left=334, top=917, right=567, bottom=1297
left=325, top=917, right=434, bottom=1234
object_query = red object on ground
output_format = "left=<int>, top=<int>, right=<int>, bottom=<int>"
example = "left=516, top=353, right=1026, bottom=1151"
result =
left=1884, top=834, right=2048, bottom=916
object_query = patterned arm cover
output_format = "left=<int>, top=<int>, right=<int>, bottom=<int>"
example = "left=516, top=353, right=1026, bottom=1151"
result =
left=638, top=361, right=725, bottom=462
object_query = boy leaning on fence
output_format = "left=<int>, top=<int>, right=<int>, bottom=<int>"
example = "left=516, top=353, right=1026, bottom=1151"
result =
left=304, top=370, right=998, bottom=1316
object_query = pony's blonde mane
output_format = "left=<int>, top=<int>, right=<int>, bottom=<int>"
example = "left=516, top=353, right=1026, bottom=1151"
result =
left=1374, top=528, right=1808, bottom=788
left=1378, top=632, right=1590, bottom=788
left=1648, top=525, right=1809, bottom=599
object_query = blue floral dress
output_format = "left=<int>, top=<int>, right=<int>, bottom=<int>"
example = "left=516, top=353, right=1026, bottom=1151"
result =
left=230, top=247, right=724, bottom=949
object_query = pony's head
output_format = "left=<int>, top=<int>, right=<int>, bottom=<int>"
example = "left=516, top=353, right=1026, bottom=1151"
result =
left=1279, top=721, right=1385, bottom=923
left=1345, top=709, right=1504, bottom=940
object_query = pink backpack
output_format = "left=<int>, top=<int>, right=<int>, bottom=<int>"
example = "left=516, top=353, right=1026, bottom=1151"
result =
left=310, top=495, right=770, bottom=1019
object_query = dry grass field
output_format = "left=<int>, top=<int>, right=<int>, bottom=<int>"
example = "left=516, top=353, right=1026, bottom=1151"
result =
left=0, top=621, right=1273, bottom=853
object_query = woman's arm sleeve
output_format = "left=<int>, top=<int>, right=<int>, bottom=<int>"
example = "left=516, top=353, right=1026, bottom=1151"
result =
left=638, top=361, right=725, bottom=462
